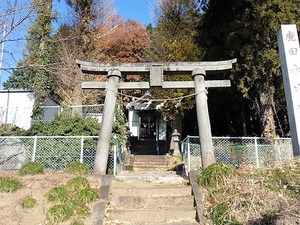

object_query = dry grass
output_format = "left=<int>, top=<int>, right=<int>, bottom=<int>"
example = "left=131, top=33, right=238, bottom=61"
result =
left=202, top=159, right=300, bottom=225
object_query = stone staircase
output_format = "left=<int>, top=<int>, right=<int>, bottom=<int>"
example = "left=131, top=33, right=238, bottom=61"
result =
left=132, top=155, right=169, bottom=171
left=102, top=155, right=199, bottom=225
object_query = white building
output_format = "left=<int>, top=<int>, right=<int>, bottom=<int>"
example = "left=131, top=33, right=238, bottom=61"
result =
left=0, top=90, right=34, bottom=130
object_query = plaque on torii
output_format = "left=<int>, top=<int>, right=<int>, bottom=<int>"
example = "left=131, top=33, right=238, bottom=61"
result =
left=77, top=59, right=237, bottom=174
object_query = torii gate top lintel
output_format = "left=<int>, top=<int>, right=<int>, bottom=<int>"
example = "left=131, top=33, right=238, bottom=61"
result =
left=77, top=59, right=237, bottom=90
left=76, top=59, right=237, bottom=75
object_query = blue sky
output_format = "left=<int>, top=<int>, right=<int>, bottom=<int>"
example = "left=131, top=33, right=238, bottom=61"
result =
left=115, top=0, right=156, bottom=25
left=0, top=0, right=156, bottom=89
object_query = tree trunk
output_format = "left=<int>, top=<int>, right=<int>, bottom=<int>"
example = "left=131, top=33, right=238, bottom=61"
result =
left=259, top=90, right=276, bottom=137
left=241, top=108, right=247, bottom=136
left=72, top=81, right=83, bottom=115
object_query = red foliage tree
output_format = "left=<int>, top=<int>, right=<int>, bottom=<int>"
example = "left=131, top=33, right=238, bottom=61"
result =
left=94, top=19, right=150, bottom=63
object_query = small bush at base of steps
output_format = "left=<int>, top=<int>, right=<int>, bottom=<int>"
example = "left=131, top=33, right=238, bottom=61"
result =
left=0, top=177, right=23, bottom=192
left=21, top=196, right=37, bottom=208
left=212, top=203, right=241, bottom=225
left=19, top=162, right=44, bottom=176
left=47, top=204, right=74, bottom=224
left=197, top=163, right=233, bottom=187
left=65, top=162, right=89, bottom=175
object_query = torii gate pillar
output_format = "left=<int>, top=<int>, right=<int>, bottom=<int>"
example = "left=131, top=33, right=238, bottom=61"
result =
left=94, top=70, right=121, bottom=174
left=192, top=69, right=216, bottom=167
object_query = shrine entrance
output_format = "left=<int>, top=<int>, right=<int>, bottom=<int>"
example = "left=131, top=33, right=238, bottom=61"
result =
left=139, top=111, right=156, bottom=140
left=133, top=111, right=158, bottom=155
left=77, top=59, right=236, bottom=173
left=126, top=91, right=168, bottom=155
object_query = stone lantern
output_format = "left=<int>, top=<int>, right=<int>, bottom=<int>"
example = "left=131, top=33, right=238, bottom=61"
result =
left=170, top=129, right=181, bottom=157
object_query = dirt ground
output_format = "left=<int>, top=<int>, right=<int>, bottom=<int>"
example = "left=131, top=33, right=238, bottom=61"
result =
left=0, top=171, right=102, bottom=225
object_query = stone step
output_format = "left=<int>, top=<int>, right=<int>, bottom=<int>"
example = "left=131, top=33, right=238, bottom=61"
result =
left=133, top=161, right=168, bottom=166
left=109, top=195, right=195, bottom=209
left=117, top=170, right=178, bottom=176
left=111, top=179, right=188, bottom=188
left=115, top=173, right=186, bottom=183
left=103, top=170, right=198, bottom=225
left=133, top=165, right=169, bottom=171
left=110, top=183, right=191, bottom=197
left=134, top=155, right=168, bottom=160
left=135, top=155, right=167, bottom=160
left=106, top=208, right=197, bottom=223
left=105, top=223, right=199, bottom=225
left=133, top=156, right=168, bottom=161
left=132, top=155, right=171, bottom=172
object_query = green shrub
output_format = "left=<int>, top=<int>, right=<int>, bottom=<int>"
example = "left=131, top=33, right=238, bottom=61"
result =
left=26, top=110, right=99, bottom=136
left=47, top=186, right=70, bottom=203
left=76, top=206, right=91, bottom=217
left=211, top=203, right=240, bottom=225
left=22, top=112, right=99, bottom=170
left=74, top=188, right=98, bottom=204
left=197, top=163, right=233, bottom=187
left=107, top=169, right=114, bottom=175
left=46, top=204, right=74, bottom=223
left=0, top=177, right=23, bottom=192
left=126, top=165, right=134, bottom=171
left=0, top=124, right=24, bottom=136
left=66, top=162, right=89, bottom=175
left=21, top=196, right=37, bottom=208
left=46, top=177, right=98, bottom=224
left=19, top=162, right=44, bottom=176
left=66, top=177, right=90, bottom=193
left=112, top=105, right=129, bottom=143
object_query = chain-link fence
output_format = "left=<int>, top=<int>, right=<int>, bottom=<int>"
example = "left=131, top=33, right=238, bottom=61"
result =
left=182, top=136, right=293, bottom=172
left=0, top=136, right=125, bottom=174
left=2, top=135, right=293, bottom=174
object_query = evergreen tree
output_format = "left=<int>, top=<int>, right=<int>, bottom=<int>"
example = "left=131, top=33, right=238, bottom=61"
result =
left=146, top=0, right=202, bottom=132
left=4, top=0, right=54, bottom=118
left=65, top=0, right=95, bottom=57
left=198, top=0, right=300, bottom=137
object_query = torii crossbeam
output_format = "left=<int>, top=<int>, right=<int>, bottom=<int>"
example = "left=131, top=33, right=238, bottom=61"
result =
left=77, top=59, right=237, bottom=174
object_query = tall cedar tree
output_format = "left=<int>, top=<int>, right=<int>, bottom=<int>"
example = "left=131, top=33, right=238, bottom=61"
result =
left=146, top=0, right=202, bottom=133
left=64, top=0, right=96, bottom=108
left=4, top=0, right=54, bottom=118
left=198, top=0, right=300, bottom=137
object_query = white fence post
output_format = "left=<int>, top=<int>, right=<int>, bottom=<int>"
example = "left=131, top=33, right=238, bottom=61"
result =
left=254, top=137, right=259, bottom=167
left=80, top=136, right=84, bottom=163
left=275, top=139, right=280, bottom=163
left=187, top=137, right=191, bottom=172
left=32, top=136, right=37, bottom=162
left=113, top=140, right=117, bottom=176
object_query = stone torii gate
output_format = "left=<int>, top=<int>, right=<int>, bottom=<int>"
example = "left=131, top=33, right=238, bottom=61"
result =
left=77, top=59, right=236, bottom=174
